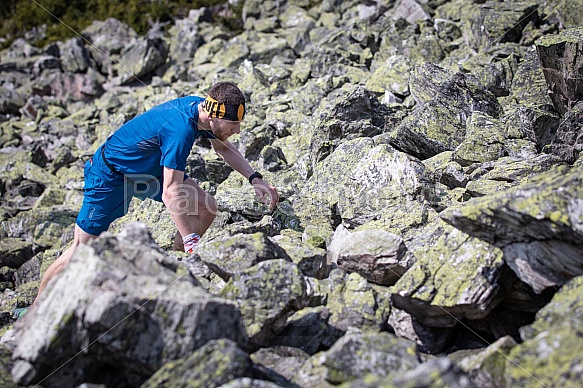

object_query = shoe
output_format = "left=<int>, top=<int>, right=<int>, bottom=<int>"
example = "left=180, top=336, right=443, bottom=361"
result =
left=11, top=307, right=29, bottom=320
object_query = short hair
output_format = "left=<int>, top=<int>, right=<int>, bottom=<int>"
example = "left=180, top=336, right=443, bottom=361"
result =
left=207, top=82, right=245, bottom=106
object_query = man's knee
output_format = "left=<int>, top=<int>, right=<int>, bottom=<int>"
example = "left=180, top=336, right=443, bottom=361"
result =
left=74, top=224, right=98, bottom=245
left=203, top=193, right=217, bottom=216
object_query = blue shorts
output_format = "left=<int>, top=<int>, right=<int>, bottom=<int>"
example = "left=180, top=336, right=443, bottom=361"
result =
left=76, top=145, right=188, bottom=236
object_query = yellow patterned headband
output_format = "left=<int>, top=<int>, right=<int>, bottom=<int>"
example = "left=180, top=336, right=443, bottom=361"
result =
left=202, top=95, right=245, bottom=121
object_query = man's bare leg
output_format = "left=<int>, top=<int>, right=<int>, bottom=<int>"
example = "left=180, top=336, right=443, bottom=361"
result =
left=172, top=178, right=217, bottom=251
left=35, top=224, right=97, bottom=301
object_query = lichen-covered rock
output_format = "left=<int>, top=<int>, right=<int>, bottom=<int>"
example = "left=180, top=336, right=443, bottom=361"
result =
left=440, top=163, right=583, bottom=292
left=545, top=101, right=583, bottom=163
left=535, top=26, right=583, bottom=115
left=270, top=232, right=328, bottom=279
left=452, top=112, right=506, bottom=166
left=3, top=0, right=583, bottom=382
left=293, top=332, right=421, bottom=386
left=196, top=232, right=291, bottom=280
left=461, top=46, right=520, bottom=97
left=81, top=18, right=139, bottom=77
left=11, top=223, right=247, bottom=388
left=455, top=335, right=517, bottom=388
left=327, top=225, right=414, bottom=286
left=220, top=259, right=308, bottom=346
left=382, top=69, right=502, bottom=160
left=463, top=154, right=562, bottom=197
left=543, top=0, right=583, bottom=29
left=343, top=356, right=473, bottom=388
left=321, top=269, right=391, bottom=333
left=110, top=198, right=176, bottom=250
left=296, top=137, right=428, bottom=227
left=0, top=238, right=33, bottom=269
left=0, top=344, right=15, bottom=388
left=365, top=54, right=412, bottom=96
left=388, top=307, right=455, bottom=354
left=142, top=339, right=253, bottom=388
left=268, top=300, right=351, bottom=354
left=2, top=208, right=77, bottom=251
left=215, top=172, right=274, bottom=222
left=507, top=49, right=556, bottom=124
left=464, top=0, right=539, bottom=51
left=505, top=275, right=583, bottom=387
left=308, top=85, right=390, bottom=166
left=392, top=220, right=511, bottom=327
left=352, top=199, right=439, bottom=241
left=251, top=346, right=310, bottom=383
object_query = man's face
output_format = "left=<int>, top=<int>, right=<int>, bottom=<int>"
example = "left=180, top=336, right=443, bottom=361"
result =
left=210, top=118, right=241, bottom=141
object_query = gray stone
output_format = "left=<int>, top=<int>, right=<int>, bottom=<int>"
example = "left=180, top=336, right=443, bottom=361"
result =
left=11, top=223, right=247, bottom=387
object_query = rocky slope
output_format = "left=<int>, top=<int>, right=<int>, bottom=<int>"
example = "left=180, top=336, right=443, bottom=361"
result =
left=1, top=0, right=583, bottom=387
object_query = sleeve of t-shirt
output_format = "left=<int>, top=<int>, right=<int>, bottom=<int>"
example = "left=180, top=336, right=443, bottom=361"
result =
left=159, top=113, right=195, bottom=171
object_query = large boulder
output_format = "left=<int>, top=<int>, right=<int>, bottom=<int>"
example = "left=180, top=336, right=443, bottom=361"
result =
left=220, top=259, right=308, bottom=347
left=11, top=223, right=247, bottom=387
left=326, top=225, right=414, bottom=286
left=391, top=220, right=513, bottom=327
left=382, top=64, right=502, bottom=160
left=441, top=163, right=583, bottom=293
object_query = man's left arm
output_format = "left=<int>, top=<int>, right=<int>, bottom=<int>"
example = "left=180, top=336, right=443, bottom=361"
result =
left=211, top=139, right=279, bottom=211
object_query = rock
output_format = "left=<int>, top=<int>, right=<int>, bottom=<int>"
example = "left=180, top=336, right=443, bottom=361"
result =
left=0, top=238, right=33, bottom=269
left=505, top=50, right=559, bottom=149
left=266, top=306, right=343, bottom=355
left=441, top=163, right=583, bottom=293
left=3, top=0, right=583, bottom=383
left=142, top=339, right=253, bottom=388
left=294, top=137, right=428, bottom=228
left=270, top=232, right=328, bottom=279
left=505, top=275, right=583, bottom=387
left=0, top=86, right=26, bottom=116
left=393, top=0, right=431, bottom=24
left=308, top=85, right=390, bottom=166
left=452, top=112, right=506, bottom=166
left=215, top=173, right=274, bottom=222
left=348, top=356, right=474, bottom=388
left=220, top=259, right=308, bottom=347
left=197, top=232, right=291, bottom=280
left=81, top=18, right=139, bottom=77
left=251, top=346, right=310, bottom=383
left=535, top=26, right=583, bottom=115
left=11, top=223, right=247, bottom=387
left=114, top=35, right=169, bottom=86
left=388, top=307, right=455, bottom=354
left=321, top=269, right=391, bottom=333
left=0, top=344, right=14, bottom=388
left=56, top=37, right=91, bottom=73
left=454, top=335, right=517, bottom=388
left=391, top=220, right=513, bottom=327
left=464, top=0, right=539, bottom=51
left=382, top=67, right=502, bottom=160
left=292, top=332, right=421, bottom=386
left=327, top=225, right=414, bottom=286
left=545, top=100, right=583, bottom=163
left=463, top=154, right=561, bottom=197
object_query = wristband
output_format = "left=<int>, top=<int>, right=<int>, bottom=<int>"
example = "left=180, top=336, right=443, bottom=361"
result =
left=182, top=232, right=201, bottom=253
left=248, top=171, right=263, bottom=185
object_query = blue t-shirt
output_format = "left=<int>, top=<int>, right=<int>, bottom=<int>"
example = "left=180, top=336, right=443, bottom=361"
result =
left=102, top=96, right=216, bottom=177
